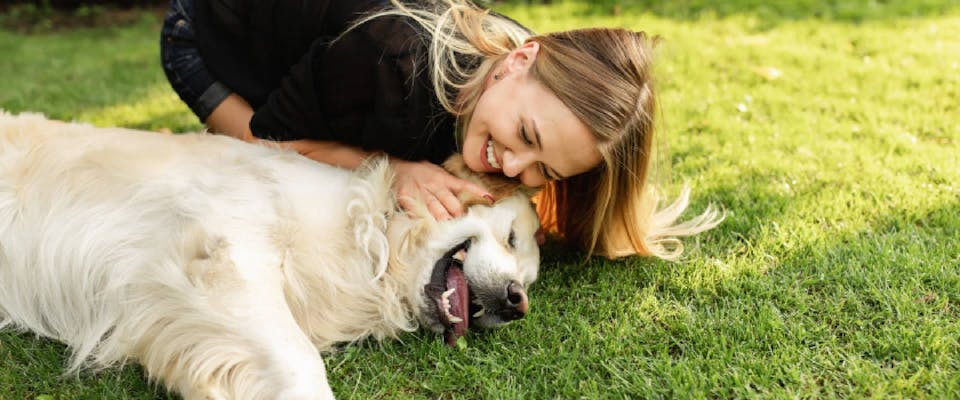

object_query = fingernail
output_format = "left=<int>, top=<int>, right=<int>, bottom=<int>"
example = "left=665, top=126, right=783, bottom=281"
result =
left=483, top=194, right=495, bottom=202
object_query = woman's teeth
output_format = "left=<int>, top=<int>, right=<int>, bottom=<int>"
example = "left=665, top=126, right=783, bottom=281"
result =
left=486, top=139, right=500, bottom=169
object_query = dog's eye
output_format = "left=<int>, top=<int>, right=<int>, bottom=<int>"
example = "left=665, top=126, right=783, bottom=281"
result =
left=507, top=229, right=516, bottom=249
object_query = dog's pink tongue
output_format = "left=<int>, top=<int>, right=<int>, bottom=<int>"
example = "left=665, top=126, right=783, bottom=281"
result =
left=444, top=266, right=469, bottom=347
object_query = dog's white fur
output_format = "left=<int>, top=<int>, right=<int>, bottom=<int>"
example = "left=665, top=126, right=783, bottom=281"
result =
left=0, top=111, right=540, bottom=399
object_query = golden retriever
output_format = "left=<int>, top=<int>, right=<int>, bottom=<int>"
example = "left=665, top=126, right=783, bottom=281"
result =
left=0, top=111, right=540, bottom=399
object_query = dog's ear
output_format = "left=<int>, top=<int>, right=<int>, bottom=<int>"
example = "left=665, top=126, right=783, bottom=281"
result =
left=442, top=154, right=537, bottom=207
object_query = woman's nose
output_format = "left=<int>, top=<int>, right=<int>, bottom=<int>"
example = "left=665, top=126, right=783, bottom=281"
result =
left=501, top=149, right=535, bottom=178
left=502, top=150, right=546, bottom=187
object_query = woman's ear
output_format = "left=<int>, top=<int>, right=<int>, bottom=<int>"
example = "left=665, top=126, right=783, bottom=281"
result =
left=504, top=41, right=540, bottom=74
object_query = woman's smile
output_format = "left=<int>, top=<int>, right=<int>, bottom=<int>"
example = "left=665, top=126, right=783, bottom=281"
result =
left=482, top=137, right=502, bottom=171
left=460, top=41, right=601, bottom=187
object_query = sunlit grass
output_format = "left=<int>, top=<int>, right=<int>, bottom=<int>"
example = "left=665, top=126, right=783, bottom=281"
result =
left=0, top=14, right=201, bottom=133
left=76, top=83, right=198, bottom=131
left=1, top=1, right=959, bottom=398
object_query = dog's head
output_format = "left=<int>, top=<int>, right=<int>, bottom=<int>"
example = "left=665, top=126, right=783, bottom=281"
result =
left=388, top=156, right=540, bottom=345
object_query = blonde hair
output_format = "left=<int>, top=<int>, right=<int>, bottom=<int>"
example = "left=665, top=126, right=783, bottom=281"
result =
left=355, top=0, right=723, bottom=260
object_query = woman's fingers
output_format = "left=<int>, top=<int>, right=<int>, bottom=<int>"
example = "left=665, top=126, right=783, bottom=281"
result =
left=445, top=176, right=494, bottom=203
left=424, top=194, right=453, bottom=221
left=430, top=186, right=465, bottom=218
left=394, top=179, right=455, bottom=221
left=390, top=159, right=496, bottom=220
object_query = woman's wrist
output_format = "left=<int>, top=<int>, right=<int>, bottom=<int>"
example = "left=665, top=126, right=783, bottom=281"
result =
left=205, top=93, right=255, bottom=140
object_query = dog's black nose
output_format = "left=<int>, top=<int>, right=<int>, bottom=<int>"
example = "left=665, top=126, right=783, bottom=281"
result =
left=500, top=281, right=528, bottom=321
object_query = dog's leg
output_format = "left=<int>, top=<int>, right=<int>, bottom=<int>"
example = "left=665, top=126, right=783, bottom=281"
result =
left=239, top=290, right=336, bottom=400
left=198, top=235, right=334, bottom=400
left=227, top=255, right=336, bottom=400
left=125, top=235, right=334, bottom=400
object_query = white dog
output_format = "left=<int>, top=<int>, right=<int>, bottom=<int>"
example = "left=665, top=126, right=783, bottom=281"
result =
left=0, top=111, right=540, bottom=399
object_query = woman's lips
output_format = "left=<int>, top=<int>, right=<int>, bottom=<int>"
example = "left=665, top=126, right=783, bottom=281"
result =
left=480, top=136, right=500, bottom=172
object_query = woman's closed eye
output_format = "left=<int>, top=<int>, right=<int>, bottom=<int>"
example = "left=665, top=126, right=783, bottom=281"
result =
left=520, top=124, right=533, bottom=146
left=519, top=121, right=554, bottom=181
left=540, top=164, right=558, bottom=181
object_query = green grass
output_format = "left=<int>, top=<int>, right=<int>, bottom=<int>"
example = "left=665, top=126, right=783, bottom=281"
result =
left=2, top=1, right=959, bottom=398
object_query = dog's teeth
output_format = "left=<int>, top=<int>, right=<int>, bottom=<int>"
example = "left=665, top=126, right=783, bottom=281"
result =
left=439, top=288, right=463, bottom=323
left=472, top=308, right=485, bottom=318
left=451, top=249, right=466, bottom=262
left=441, top=287, right=456, bottom=301
left=443, top=304, right=462, bottom=323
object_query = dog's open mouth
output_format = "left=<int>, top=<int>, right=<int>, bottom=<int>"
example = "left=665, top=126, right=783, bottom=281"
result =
left=425, top=240, right=476, bottom=346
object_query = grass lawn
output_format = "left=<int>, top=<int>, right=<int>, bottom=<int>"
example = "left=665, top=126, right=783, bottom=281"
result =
left=2, top=1, right=959, bottom=398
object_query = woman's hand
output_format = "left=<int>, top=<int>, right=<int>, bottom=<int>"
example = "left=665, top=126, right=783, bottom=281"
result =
left=390, top=159, right=493, bottom=220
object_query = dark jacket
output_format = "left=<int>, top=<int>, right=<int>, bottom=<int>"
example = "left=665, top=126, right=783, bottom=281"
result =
left=193, top=0, right=457, bottom=164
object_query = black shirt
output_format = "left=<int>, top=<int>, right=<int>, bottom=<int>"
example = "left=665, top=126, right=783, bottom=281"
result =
left=193, top=0, right=457, bottom=164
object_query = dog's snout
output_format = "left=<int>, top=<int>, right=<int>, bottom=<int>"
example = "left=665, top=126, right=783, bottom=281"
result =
left=500, top=281, right=528, bottom=321
left=506, top=281, right=525, bottom=308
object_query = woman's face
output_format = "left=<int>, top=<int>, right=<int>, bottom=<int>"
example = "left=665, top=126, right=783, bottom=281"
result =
left=462, top=43, right=602, bottom=188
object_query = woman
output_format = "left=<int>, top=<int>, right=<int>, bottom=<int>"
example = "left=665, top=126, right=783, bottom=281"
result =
left=160, top=0, right=721, bottom=259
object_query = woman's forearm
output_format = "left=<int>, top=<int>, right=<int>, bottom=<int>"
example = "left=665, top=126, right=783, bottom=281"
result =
left=274, top=139, right=374, bottom=170
left=204, top=94, right=373, bottom=169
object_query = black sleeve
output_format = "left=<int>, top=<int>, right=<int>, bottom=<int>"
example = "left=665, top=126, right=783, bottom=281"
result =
left=250, top=15, right=457, bottom=163
left=248, top=28, right=377, bottom=142
left=195, top=0, right=374, bottom=107
left=247, top=39, right=330, bottom=142
left=194, top=0, right=265, bottom=101
left=195, top=0, right=458, bottom=160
